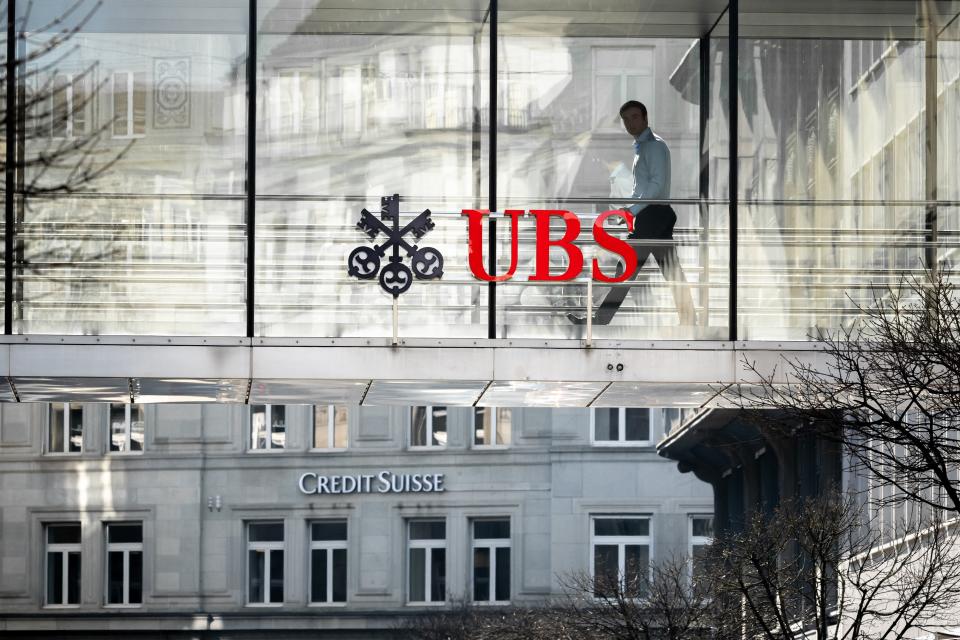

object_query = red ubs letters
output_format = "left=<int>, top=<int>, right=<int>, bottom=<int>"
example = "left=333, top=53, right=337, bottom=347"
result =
left=461, top=209, right=638, bottom=283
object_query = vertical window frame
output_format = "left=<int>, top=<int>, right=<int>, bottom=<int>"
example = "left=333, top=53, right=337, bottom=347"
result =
left=688, top=514, right=713, bottom=587
left=249, top=404, right=286, bottom=451
left=407, top=519, right=447, bottom=605
left=312, top=405, right=348, bottom=451
left=471, top=518, right=511, bottom=604
left=473, top=407, right=512, bottom=448
left=589, top=515, right=652, bottom=600
left=108, top=403, right=144, bottom=455
left=47, top=402, right=83, bottom=455
left=112, top=71, right=145, bottom=139
left=246, top=521, right=285, bottom=606
left=409, top=406, right=447, bottom=450
left=104, top=522, right=143, bottom=607
left=590, top=408, right=651, bottom=446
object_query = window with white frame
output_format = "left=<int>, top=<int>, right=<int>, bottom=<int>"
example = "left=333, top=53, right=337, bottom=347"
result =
left=109, top=404, right=144, bottom=454
left=688, top=515, right=713, bottom=587
left=313, top=405, right=348, bottom=450
left=112, top=71, right=146, bottom=137
left=592, top=408, right=650, bottom=445
left=408, top=520, right=446, bottom=603
left=473, top=407, right=511, bottom=447
left=310, top=520, right=347, bottom=604
left=247, top=522, right=284, bottom=605
left=45, top=523, right=81, bottom=606
left=105, top=522, right=143, bottom=605
left=250, top=405, right=286, bottom=450
left=48, top=403, right=83, bottom=454
left=49, top=72, right=89, bottom=138
left=410, top=406, right=447, bottom=448
left=590, top=516, right=650, bottom=599
left=472, top=519, right=510, bottom=603
left=593, top=48, right=654, bottom=131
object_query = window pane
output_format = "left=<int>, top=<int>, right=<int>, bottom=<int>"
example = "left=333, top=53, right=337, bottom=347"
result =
left=496, top=408, right=512, bottom=445
left=311, top=549, right=327, bottom=602
left=692, top=516, right=714, bottom=538
left=49, top=405, right=64, bottom=452
left=411, top=407, right=427, bottom=447
left=108, top=523, right=142, bottom=544
left=130, top=405, right=144, bottom=452
left=269, top=549, right=284, bottom=603
left=112, top=73, right=128, bottom=136
left=410, top=521, right=445, bottom=540
left=430, top=548, right=446, bottom=602
left=624, top=409, right=650, bottom=441
left=624, top=545, right=649, bottom=598
left=129, top=551, right=143, bottom=604
left=110, top=403, right=126, bottom=452
left=474, top=520, right=510, bottom=540
left=132, top=71, right=146, bottom=134
left=333, top=407, right=348, bottom=448
left=312, top=521, right=347, bottom=541
left=107, top=551, right=124, bottom=604
left=270, top=405, right=286, bottom=449
left=248, top=549, right=264, bottom=603
left=48, top=523, right=81, bottom=544
left=473, top=548, right=490, bottom=601
left=68, top=404, right=83, bottom=452
left=474, top=407, right=492, bottom=446
left=67, top=551, right=81, bottom=604
left=249, top=522, right=284, bottom=542
left=595, top=409, right=619, bottom=441
left=313, top=405, right=329, bottom=448
left=252, top=405, right=267, bottom=449
left=47, top=552, right=63, bottom=604
left=495, top=547, right=510, bottom=602
left=431, top=407, right=447, bottom=446
left=409, top=547, right=425, bottom=601
left=52, top=74, right=68, bottom=137
left=594, top=518, right=648, bottom=537
left=332, top=548, right=347, bottom=603
left=593, top=544, right=619, bottom=597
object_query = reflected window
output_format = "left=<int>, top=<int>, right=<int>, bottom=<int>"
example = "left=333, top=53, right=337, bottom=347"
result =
left=109, top=404, right=145, bottom=454
left=591, top=516, right=650, bottom=599
left=48, top=403, right=83, bottom=454
left=408, top=519, right=445, bottom=603
left=473, top=407, right=512, bottom=447
left=112, top=71, right=146, bottom=138
left=310, top=520, right=347, bottom=605
left=46, top=523, right=81, bottom=607
left=472, top=519, right=510, bottom=603
left=250, top=405, right=286, bottom=451
left=105, top=522, right=143, bottom=606
left=313, top=405, right=348, bottom=450
left=592, top=408, right=650, bottom=445
left=248, top=521, right=284, bottom=605
left=593, top=48, right=654, bottom=131
left=410, top=406, right=447, bottom=448
left=49, top=73, right=90, bottom=138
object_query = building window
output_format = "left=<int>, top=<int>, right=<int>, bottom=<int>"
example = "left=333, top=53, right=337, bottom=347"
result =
left=313, top=405, right=348, bottom=450
left=592, top=408, right=650, bottom=445
left=105, top=523, right=143, bottom=606
left=49, top=73, right=89, bottom=138
left=48, top=403, right=83, bottom=454
left=310, top=521, right=347, bottom=604
left=248, top=522, right=284, bottom=605
left=410, top=406, right=447, bottom=448
left=590, top=516, right=650, bottom=598
left=593, top=48, right=654, bottom=131
left=109, top=404, right=144, bottom=454
left=472, top=519, right=510, bottom=603
left=250, top=405, right=286, bottom=451
left=408, top=520, right=446, bottom=603
left=689, top=515, right=713, bottom=587
left=45, top=523, right=81, bottom=606
left=112, top=71, right=146, bottom=137
left=473, top=407, right=511, bottom=447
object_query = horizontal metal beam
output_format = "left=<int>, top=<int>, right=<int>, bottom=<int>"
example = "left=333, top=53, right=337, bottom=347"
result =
left=0, top=336, right=830, bottom=407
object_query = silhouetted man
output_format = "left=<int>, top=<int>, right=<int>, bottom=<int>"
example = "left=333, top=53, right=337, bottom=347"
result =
left=570, top=100, right=695, bottom=326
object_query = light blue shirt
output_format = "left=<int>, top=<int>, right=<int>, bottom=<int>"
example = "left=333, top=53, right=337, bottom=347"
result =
left=627, top=127, right=671, bottom=215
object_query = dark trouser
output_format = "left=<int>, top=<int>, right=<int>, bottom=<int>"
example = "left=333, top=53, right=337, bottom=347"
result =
left=594, top=205, right=696, bottom=325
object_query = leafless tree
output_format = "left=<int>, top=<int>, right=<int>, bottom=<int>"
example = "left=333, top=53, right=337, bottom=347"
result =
left=393, top=597, right=579, bottom=640
left=728, top=269, right=960, bottom=517
left=705, top=491, right=960, bottom=640
left=556, top=555, right=721, bottom=640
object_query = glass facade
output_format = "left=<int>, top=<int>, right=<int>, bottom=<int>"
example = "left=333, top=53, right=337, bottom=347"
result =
left=1, top=1, right=955, bottom=341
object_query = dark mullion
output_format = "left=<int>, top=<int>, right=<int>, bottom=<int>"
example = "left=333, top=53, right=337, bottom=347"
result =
left=4, top=0, right=16, bottom=334
left=698, top=36, right=710, bottom=329
left=727, top=0, right=738, bottom=342
left=487, top=0, right=497, bottom=340
left=246, top=0, right=256, bottom=338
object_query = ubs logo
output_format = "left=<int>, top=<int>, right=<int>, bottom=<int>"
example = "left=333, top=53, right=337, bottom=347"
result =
left=347, top=194, right=444, bottom=297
